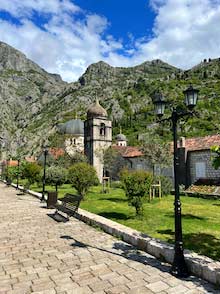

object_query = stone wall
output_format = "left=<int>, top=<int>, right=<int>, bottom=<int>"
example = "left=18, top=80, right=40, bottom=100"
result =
left=129, top=157, right=152, bottom=172
left=188, top=150, right=220, bottom=184
left=84, top=117, right=112, bottom=182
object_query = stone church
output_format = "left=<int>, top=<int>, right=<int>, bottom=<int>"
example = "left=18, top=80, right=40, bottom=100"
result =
left=57, top=99, right=133, bottom=182
left=84, top=99, right=112, bottom=182
left=57, top=100, right=113, bottom=182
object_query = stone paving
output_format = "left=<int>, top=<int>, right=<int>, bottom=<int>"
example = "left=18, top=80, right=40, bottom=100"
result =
left=0, top=183, right=219, bottom=294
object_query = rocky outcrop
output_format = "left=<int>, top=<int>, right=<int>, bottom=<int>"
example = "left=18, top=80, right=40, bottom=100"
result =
left=1, top=41, right=220, bottom=157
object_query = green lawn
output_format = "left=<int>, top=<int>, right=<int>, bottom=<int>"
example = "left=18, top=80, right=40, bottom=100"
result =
left=29, top=182, right=220, bottom=260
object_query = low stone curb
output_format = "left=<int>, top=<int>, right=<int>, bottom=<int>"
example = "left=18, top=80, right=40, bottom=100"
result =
left=5, top=181, right=220, bottom=286
left=74, top=210, right=220, bottom=286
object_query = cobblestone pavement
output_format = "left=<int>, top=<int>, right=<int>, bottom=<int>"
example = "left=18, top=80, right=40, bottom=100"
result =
left=0, top=183, right=219, bottom=294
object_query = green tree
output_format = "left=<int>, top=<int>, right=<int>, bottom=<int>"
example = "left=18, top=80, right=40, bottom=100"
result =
left=211, top=146, right=220, bottom=169
left=120, top=169, right=153, bottom=216
left=22, top=162, right=42, bottom=188
left=44, top=166, right=67, bottom=192
left=140, top=133, right=172, bottom=172
left=53, top=152, right=87, bottom=168
left=103, top=147, right=125, bottom=179
left=68, top=163, right=99, bottom=198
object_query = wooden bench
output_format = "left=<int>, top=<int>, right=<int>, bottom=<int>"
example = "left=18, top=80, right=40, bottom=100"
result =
left=54, top=193, right=82, bottom=219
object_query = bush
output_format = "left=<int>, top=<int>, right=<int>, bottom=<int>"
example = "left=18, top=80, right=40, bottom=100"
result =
left=68, top=163, right=99, bottom=198
left=111, top=181, right=123, bottom=189
left=7, top=166, right=22, bottom=182
left=120, top=169, right=153, bottom=215
left=2, top=166, right=16, bottom=181
left=44, top=166, right=68, bottom=192
left=21, top=162, right=42, bottom=188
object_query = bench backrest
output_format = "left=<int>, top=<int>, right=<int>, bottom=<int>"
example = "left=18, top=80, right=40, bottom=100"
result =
left=61, top=193, right=82, bottom=213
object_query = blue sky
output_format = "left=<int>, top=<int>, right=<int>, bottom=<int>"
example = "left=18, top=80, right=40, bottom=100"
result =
left=0, top=0, right=220, bottom=82
left=74, top=0, right=156, bottom=44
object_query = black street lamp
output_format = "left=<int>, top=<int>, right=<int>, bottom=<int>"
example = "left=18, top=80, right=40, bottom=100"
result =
left=41, top=145, right=49, bottom=202
left=16, top=157, right=20, bottom=190
left=152, top=85, right=199, bottom=278
left=5, top=153, right=11, bottom=185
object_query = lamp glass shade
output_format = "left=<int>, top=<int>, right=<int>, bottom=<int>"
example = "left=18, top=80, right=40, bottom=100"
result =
left=155, top=101, right=166, bottom=117
left=184, top=85, right=199, bottom=109
left=153, top=92, right=166, bottom=117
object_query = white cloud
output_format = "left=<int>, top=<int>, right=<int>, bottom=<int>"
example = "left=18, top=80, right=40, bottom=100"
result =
left=0, top=0, right=123, bottom=81
left=0, top=0, right=220, bottom=81
left=134, top=0, right=220, bottom=69
left=0, top=0, right=80, bottom=18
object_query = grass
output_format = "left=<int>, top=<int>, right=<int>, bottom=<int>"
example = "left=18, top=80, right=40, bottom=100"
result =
left=28, top=182, right=220, bottom=260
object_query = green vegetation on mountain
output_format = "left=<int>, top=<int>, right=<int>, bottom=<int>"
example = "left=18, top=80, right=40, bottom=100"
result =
left=0, top=41, right=220, bottom=156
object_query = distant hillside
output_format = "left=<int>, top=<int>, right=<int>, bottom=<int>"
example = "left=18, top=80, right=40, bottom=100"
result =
left=0, top=41, right=220, bottom=156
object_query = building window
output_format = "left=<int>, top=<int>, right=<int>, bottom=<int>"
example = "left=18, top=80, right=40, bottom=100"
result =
left=136, top=163, right=142, bottom=170
left=195, top=162, right=206, bottom=178
left=100, top=123, right=106, bottom=136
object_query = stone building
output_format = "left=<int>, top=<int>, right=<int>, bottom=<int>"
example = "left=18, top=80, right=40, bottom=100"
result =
left=109, top=145, right=152, bottom=179
left=115, top=131, right=127, bottom=146
left=57, top=119, right=84, bottom=156
left=84, top=99, right=112, bottom=182
left=111, top=134, right=220, bottom=185
left=178, top=135, right=220, bottom=186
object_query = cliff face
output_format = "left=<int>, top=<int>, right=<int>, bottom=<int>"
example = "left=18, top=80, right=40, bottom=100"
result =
left=1, top=41, right=220, bottom=157
left=0, top=41, right=67, bottom=155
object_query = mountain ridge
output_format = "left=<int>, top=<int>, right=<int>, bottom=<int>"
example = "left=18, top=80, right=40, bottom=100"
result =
left=0, top=41, right=220, bottom=157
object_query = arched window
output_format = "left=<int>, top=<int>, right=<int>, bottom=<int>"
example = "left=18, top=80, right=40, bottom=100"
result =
left=100, top=123, right=106, bottom=136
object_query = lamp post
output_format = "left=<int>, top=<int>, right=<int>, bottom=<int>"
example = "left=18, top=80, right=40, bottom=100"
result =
left=16, top=157, right=20, bottom=190
left=153, top=85, right=199, bottom=277
left=5, top=153, right=11, bottom=184
left=41, top=146, right=49, bottom=202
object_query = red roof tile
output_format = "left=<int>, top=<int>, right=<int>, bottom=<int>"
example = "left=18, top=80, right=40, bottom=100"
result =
left=49, top=147, right=65, bottom=159
left=112, top=146, right=143, bottom=158
left=25, top=157, right=36, bottom=162
left=8, top=160, right=18, bottom=167
left=184, top=134, right=220, bottom=152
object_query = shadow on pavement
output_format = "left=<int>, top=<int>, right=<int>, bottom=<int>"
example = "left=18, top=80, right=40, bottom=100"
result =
left=48, top=213, right=69, bottom=223
left=59, top=235, right=218, bottom=292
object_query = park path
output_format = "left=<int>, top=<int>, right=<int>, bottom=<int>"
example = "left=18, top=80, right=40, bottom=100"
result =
left=0, top=183, right=219, bottom=294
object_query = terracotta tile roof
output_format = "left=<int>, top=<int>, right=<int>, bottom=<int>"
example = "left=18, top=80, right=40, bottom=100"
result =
left=49, top=147, right=65, bottom=159
left=25, top=157, right=36, bottom=162
left=112, top=146, right=143, bottom=158
left=1, top=158, right=36, bottom=166
left=184, top=134, right=220, bottom=152
left=8, top=160, right=18, bottom=167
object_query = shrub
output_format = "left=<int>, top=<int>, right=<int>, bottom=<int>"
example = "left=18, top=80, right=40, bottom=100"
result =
left=68, top=163, right=99, bottom=198
left=21, top=162, right=42, bottom=188
left=120, top=169, right=153, bottom=215
left=44, top=166, right=68, bottom=192
left=7, top=166, right=20, bottom=181
left=111, top=181, right=123, bottom=189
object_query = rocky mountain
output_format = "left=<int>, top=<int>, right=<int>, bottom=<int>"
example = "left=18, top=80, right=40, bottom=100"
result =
left=0, top=41, right=67, bottom=155
left=0, top=41, right=220, bottom=157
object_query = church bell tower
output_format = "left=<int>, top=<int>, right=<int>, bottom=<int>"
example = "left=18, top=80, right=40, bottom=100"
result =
left=84, top=99, right=112, bottom=182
